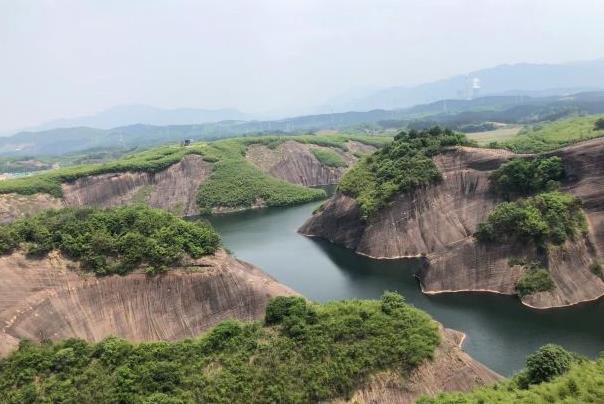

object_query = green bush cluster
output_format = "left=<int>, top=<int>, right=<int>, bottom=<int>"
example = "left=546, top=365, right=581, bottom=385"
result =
left=338, top=127, right=471, bottom=217
left=515, top=267, right=555, bottom=297
left=595, top=118, right=604, bottom=131
left=475, top=191, right=587, bottom=246
left=310, top=148, right=347, bottom=168
left=418, top=345, right=594, bottom=403
left=489, top=156, right=564, bottom=199
left=0, top=205, right=220, bottom=275
left=0, top=292, right=440, bottom=403
left=523, top=344, right=576, bottom=385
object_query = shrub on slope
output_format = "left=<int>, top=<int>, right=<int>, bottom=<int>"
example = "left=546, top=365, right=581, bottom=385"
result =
left=338, top=127, right=471, bottom=217
left=489, top=156, right=565, bottom=199
left=418, top=345, right=595, bottom=403
left=475, top=191, right=587, bottom=247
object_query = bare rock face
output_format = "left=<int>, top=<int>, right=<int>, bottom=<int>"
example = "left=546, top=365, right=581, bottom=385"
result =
left=521, top=238, right=604, bottom=308
left=418, top=239, right=529, bottom=296
left=246, top=140, right=371, bottom=186
left=339, top=327, right=501, bottom=404
left=420, top=237, right=604, bottom=309
left=301, top=192, right=365, bottom=249
left=0, top=249, right=296, bottom=356
left=554, top=137, right=604, bottom=257
left=301, top=139, right=604, bottom=308
left=0, top=193, right=63, bottom=224
left=62, top=154, right=212, bottom=216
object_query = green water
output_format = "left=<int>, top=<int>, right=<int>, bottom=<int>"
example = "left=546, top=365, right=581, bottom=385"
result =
left=209, top=200, right=604, bottom=376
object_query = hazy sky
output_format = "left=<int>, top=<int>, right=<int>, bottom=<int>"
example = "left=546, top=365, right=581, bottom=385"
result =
left=1, top=0, right=603, bottom=131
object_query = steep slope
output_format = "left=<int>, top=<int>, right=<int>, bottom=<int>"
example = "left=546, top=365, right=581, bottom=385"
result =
left=0, top=154, right=212, bottom=221
left=0, top=192, right=63, bottom=223
left=62, top=154, right=212, bottom=216
left=246, top=140, right=373, bottom=186
left=0, top=249, right=295, bottom=356
left=341, top=328, right=501, bottom=404
left=300, top=137, right=604, bottom=308
left=301, top=146, right=515, bottom=258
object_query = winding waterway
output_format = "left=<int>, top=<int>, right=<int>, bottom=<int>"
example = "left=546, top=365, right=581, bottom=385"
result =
left=210, top=200, right=604, bottom=376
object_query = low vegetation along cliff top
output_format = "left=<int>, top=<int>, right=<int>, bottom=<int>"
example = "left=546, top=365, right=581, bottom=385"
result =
left=0, top=205, right=220, bottom=275
left=493, top=113, right=604, bottom=153
left=0, top=292, right=441, bottom=403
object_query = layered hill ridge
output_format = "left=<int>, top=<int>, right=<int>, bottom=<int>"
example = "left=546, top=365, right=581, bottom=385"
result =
left=0, top=135, right=383, bottom=222
left=300, top=137, right=604, bottom=308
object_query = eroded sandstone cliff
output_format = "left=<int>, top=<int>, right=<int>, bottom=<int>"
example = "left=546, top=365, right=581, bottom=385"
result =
left=246, top=140, right=373, bottom=186
left=300, top=139, right=604, bottom=308
left=301, top=147, right=516, bottom=258
left=0, top=249, right=296, bottom=356
left=62, top=154, right=213, bottom=216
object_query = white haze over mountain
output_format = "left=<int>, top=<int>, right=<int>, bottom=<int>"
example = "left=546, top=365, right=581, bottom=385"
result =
left=1, top=0, right=604, bottom=133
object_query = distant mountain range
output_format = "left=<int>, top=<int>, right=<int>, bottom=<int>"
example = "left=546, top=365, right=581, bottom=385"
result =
left=324, top=58, right=604, bottom=112
left=2, top=91, right=604, bottom=158
left=20, top=105, right=249, bottom=132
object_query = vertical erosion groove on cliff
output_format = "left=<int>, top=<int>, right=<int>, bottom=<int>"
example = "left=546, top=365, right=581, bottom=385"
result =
left=300, top=139, right=604, bottom=308
left=246, top=140, right=373, bottom=187
left=300, top=146, right=515, bottom=258
left=0, top=249, right=296, bottom=356
left=62, top=154, right=213, bottom=216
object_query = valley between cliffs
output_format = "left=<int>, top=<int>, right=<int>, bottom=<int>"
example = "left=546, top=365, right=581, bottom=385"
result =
left=300, top=137, right=604, bottom=309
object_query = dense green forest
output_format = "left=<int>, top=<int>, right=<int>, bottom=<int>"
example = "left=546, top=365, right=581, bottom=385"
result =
left=0, top=293, right=440, bottom=403
left=0, top=205, right=220, bottom=275
left=338, top=127, right=472, bottom=216
left=420, top=345, right=603, bottom=403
